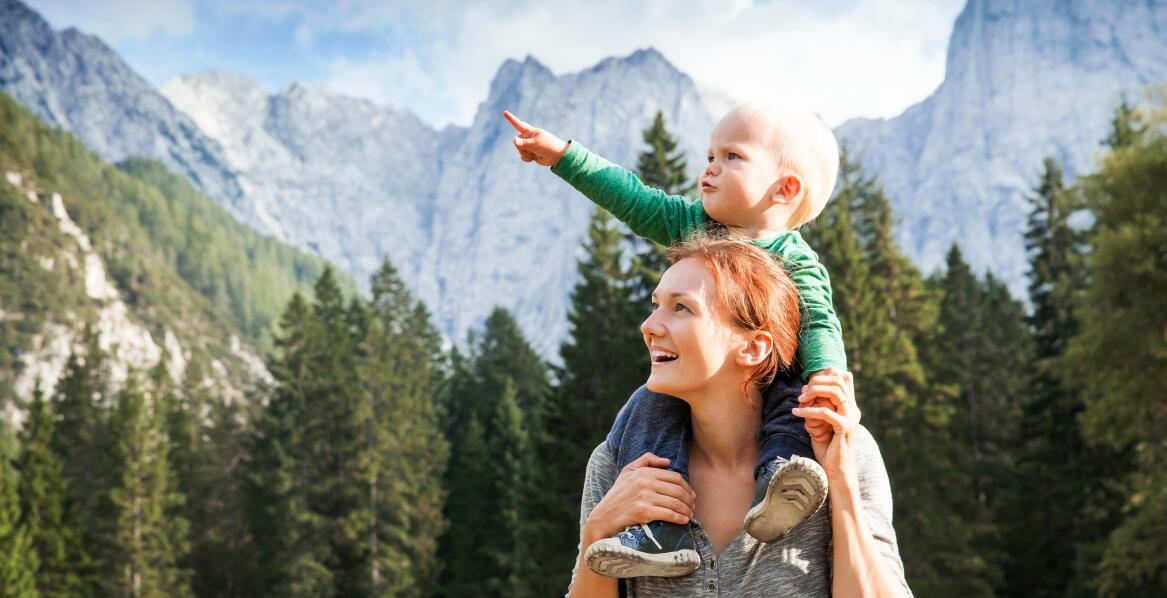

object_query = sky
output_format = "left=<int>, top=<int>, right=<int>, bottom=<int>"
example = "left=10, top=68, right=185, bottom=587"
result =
left=28, top=0, right=967, bottom=129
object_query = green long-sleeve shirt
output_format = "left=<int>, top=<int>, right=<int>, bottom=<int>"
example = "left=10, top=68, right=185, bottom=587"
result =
left=552, top=141, right=847, bottom=379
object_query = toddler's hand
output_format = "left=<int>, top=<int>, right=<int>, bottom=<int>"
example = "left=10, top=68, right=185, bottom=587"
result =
left=504, top=111, right=569, bottom=167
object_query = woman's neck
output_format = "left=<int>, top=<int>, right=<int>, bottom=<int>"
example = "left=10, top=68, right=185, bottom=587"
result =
left=686, top=383, right=762, bottom=472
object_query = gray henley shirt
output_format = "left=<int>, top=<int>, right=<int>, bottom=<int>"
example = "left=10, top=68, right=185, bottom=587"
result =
left=568, top=425, right=912, bottom=597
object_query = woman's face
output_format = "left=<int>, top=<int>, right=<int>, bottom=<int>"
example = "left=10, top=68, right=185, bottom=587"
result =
left=641, top=257, right=750, bottom=398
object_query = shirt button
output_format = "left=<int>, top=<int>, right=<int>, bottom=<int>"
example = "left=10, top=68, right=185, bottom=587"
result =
left=708, top=581, right=717, bottom=592
left=709, top=558, right=716, bottom=569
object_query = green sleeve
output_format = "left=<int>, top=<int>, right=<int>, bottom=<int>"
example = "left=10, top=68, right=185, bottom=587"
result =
left=551, top=141, right=706, bottom=245
left=780, top=241, right=848, bottom=380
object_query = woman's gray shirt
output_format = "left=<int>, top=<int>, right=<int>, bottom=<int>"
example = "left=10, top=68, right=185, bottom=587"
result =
left=568, top=426, right=912, bottom=597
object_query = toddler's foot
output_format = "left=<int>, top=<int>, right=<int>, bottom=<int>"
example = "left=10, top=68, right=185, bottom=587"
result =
left=743, top=455, right=828, bottom=543
left=584, top=520, right=700, bottom=578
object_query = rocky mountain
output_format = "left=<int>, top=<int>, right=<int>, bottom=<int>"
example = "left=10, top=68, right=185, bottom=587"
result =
left=3, top=0, right=1164, bottom=355
left=0, top=0, right=254, bottom=225
left=162, top=51, right=714, bottom=350
left=0, top=90, right=344, bottom=417
left=836, top=0, right=1167, bottom=289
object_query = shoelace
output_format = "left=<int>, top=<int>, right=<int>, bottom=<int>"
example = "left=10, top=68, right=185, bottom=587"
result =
left=622, top=523, right=663, bottom=551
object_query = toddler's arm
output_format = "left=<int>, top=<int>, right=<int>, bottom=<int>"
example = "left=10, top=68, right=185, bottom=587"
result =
left=782, top=239, right=848, bottom=381
left=505, top=111, right=703, bottom=246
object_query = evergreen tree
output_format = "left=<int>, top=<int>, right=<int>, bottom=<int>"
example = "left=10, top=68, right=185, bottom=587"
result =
left=926, top=245, right=1032, bottom=588
left=164, top=355, right=254, bottom=597
left=484, top=380, right=525, bottom=595
left=1005, top=156, right=1126, bottom=597
left=630, top=110, right=696, bottom=294
left=437, top=415, right=492, bottom=598
left=247, top=292, right=333, bottom=596
left=249, top=267, right=375, bottom=597
left=805, top=150, right=993, bottom=596
left=16, top=384, right=84, bottom=595
left=364, top=259, right=448, bottom=597
left=440, top=307, right=548, bottom=597
left=51, top=325, right=108, bottom=592
left=0, top=440, right=38, bottom=597
left=519, top=208, right=648, bottom=596
left=104, top=375, right=191, bottom=597
left=1066, top=108, right=1167, bottom=596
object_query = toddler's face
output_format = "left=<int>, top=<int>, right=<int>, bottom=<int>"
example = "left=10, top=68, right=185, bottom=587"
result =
left=700, top=109, right=783, bottom=226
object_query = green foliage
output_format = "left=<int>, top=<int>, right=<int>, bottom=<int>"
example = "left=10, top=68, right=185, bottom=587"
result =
left=806, top=150, right=994, bottom=596
left=104, top=375, right=192, bottom=597
left=630, top=110, right=696, bottom=295
left=519, top=208, right=647, bottom=596
left=16, top=385, right=85, bottom=595
left=1066, top=113, right=1167, bottom=596
left=0, top=90, right=350, bottom=393
left=363, top=259, right=448, bottom=597
left=0, top=440, right=38, bottom=598
left=440, top=307, right=549, bottom=597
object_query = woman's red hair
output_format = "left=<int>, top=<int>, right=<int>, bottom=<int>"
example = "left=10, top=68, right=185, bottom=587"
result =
left=666, top=237, right=801, bottom=392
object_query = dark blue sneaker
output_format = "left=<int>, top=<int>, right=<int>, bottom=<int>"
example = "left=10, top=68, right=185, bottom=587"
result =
left=584, top=520, right=700, bottom=578
left=743, top=455, right=828, bottom=543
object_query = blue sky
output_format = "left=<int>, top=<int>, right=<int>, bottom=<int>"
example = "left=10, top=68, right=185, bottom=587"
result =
left=29, top=0, right=966, bottom=128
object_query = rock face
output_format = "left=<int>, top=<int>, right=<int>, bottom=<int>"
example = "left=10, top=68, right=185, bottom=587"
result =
left=0, top=0, right=252, bottom=224
left=4, top=0, right=1165, bottom=354
left=162, top=51, right=715, bottom=352
left=161, top=72, right=441, bottom=291
left=836, top=0, right=1167, bottom=291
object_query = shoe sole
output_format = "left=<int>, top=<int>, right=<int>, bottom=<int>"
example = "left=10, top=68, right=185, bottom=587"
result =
left=584, top=538, right=701, bottom=578
left=743, top=456, right=828, bottom=543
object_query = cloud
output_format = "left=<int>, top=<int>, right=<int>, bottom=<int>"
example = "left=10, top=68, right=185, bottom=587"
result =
left=32, top=0, right=967, bottom=128
left=29, top=0, right=196, bottom=42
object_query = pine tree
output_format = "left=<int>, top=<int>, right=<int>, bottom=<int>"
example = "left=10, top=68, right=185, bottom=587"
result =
left=0, top=440, right=38, bottom=597
left=105, top=374, right=192, bottom=597
left=163, top=355, right=253, bottom=597
left=437, top=415, right=492, bottom=598
left=249, top=267, right=376, bottom=597
left=1065, top=106, right=1167, bottom=596
left=925, top=245, right=1032, bottom=588
left=51, top=325, right=108, bottom=593
left=519, top=208, right=648, bottom=596
left=247, top=291, right=333, bottom=597
left=805, top=150, right=993, bottom=596
left=440, top=307, right=548, bottom=597
left=16, top=385, right=84, bottom=595
left=364, top=259, right=448, bottom=597
left=484, top=380, right=525, bottom=595
left=1004, top=156, right=1125, bottom=596
left=630, top=110, right=696, bottom=294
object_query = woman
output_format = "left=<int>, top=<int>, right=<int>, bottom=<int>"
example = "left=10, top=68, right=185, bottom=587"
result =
left=567, top=238, right=911, bottom=597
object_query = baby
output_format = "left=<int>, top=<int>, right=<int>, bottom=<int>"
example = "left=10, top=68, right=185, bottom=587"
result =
left=506, top=101, right=847, bottom=578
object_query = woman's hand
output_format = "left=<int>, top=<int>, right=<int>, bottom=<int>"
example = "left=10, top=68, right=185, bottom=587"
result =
left=583, top=452, right=696, bottom=543
left=793, top=368, right=860, bottom=488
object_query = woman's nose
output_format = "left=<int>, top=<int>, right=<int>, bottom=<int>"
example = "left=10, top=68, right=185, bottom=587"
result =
left=641, top=311, right=664, bottom=337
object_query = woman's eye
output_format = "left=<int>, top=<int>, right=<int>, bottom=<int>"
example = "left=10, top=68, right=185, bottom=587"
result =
left=706, top=155, right=713, bottom=163
left=728, top=152, right=740, bottom=160
left=674, top=303, right=689, bottom=313
left=650, top=302, right=659, bottom=311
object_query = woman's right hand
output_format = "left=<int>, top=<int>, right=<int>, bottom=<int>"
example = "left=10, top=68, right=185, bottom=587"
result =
left=583, top=452, right=696, bottom=543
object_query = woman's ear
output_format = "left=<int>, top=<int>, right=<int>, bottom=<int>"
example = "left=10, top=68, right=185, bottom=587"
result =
left=737, top=331, right=774, bottom=367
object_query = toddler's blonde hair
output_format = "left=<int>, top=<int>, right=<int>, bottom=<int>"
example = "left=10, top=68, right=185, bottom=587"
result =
left=731, top=100, right=840, bottom=228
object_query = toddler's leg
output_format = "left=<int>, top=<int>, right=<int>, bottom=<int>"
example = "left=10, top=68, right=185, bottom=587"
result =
left=588, top=384, right=699, bottom=578
left=743, top=369, right=828, bottom=543
left=755, top=370, right=815, bottom=476
left=606, top=384, right=691, bottom=479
